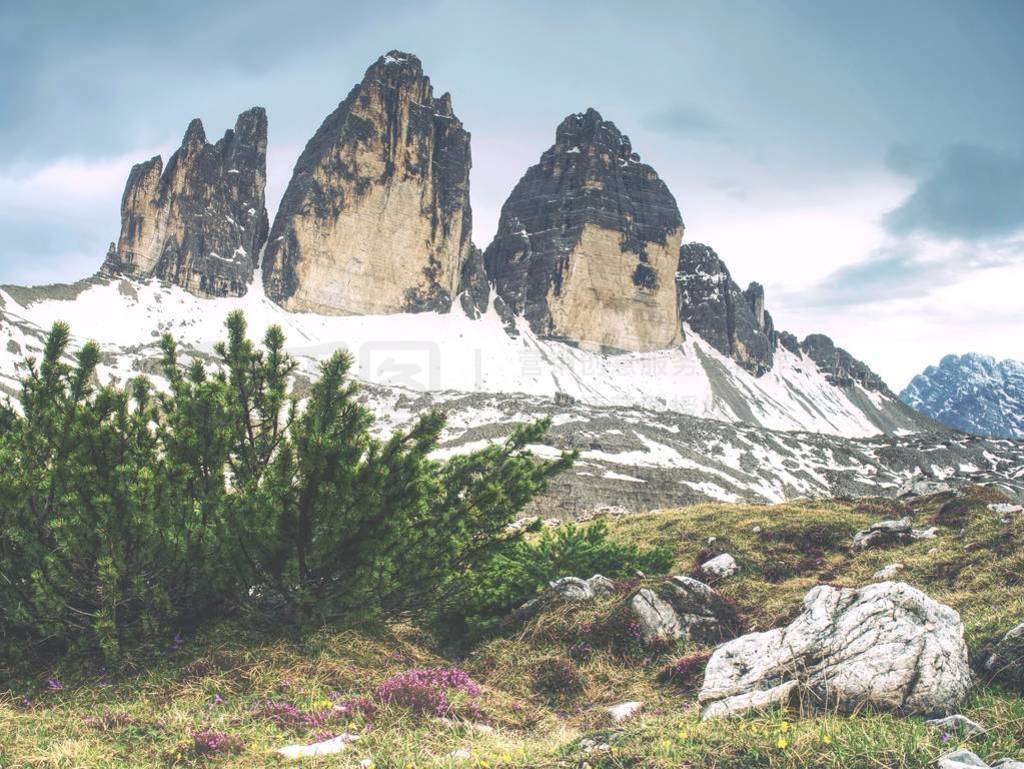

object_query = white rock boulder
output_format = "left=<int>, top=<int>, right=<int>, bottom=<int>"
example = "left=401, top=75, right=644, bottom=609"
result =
left=548, top=574, right=617, bottom=601
left=607, top=701, right=643, bottom=722
left=699, top=581, right=971, bottom=719
left=276, top=733, right=358, bottom=760
left=629, top=588, right=682, bottom=641
left=699, top=553, right=738, bottom=580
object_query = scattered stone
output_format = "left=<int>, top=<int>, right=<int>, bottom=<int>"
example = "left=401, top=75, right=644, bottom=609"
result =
left=699, top=581, right=971, bottom=719
left=852, top=518, right=938, bottom=550
left=898, top=479, right=953, bottom=497
left=985, top=622, right=1024, bottom=682
left=937, top=750, right=990, bottom=769
left=934, top=753, right=1024, bottom=769
left=276, top=733, right=358, bottom=760
left=607, top=701, right=643, bottom=722
left=873, top=563, right=905, bottom=580
left=629, top=588, right=681, bottom=641
left=699, top=553, right=738, bottom=579
left=988, top=503, right=1023, bottom=515
left=751, top=525, right=762, bottom=534
left=926, top=714, right=987, bottom=738
left=659, top=575, right=737, bottom=644
left=548, top=574, right=616, bottom=601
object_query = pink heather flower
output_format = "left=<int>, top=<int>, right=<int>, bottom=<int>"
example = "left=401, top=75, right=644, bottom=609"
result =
left=373, top=668, right=482, bottom=718
left=190, top=728, right=244, bottom=757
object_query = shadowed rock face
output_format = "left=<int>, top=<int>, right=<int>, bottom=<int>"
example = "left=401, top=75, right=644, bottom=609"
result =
left=676, top=243, right=774, bottom=375
left=483, top=108, right=684, bottom=352
left=262, top=51, right=473, bottom=315
left=102, top=108, right=268, bottom=297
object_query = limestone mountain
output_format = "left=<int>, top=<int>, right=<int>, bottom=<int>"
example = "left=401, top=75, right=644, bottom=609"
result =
left=901, top=353, right=1024, bottom=439
left=262, top=51, right=473, bottom=315
left=483, top=108, right=684, bottom=353
left=102, top=108, right=268, bottom=297
left=676, top=242, right=775, bottom=376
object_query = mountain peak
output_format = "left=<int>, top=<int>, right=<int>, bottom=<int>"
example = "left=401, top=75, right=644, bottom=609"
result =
left=101, top=108, right=268, bottom=297
left=261, top=51, right=472, bottom=315
left=182, top=117, right=207, bottom=148
left=554, top=109, right=634, bottom=160
left=484, top=109, right=682, bottom=352
left=902, top=353, right=1024, bottom=439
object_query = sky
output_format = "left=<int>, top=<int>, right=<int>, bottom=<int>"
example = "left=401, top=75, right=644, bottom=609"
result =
left=2, top=0, right=1022, bottom=389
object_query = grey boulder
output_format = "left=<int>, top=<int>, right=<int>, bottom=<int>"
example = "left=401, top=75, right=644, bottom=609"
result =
left=985, top=622, right=1024, bottom=682
left=699, top=553, right=738, bottom=579
left=699, top=581, right=971, bottom=719
left=852, top=517, right=938, bottom=550
left=937, top=752, right=1024, bottom=769
left=925, top=714, right=987, bottom=738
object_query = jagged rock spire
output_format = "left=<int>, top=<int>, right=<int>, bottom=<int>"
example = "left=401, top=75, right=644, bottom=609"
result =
left=261, top=50, right=473, bottom=315
left=102, top=108, right=268, bottom=297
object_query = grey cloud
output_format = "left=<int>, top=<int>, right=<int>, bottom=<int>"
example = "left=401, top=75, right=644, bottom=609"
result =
left=788, top=240, right=1023, bottom=309
left=884, top=143, right=1024, bottom=240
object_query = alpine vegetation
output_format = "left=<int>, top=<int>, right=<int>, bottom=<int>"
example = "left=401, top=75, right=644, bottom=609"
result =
left=0, top=312, right=574, bottom=663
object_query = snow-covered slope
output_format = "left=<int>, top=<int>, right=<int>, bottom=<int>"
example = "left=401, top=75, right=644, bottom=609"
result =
left=2, top=277, right=1021, bottom=510
left=901, top=353, right=1024, bottom=440
left=0, top=275, right=925, bottom=439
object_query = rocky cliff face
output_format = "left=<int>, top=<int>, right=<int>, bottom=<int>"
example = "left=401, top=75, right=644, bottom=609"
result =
left=800, top=334, right=891, bottom=394
left=901, top=353, right=1024, bottom=439
left=676, top=243, right=775, bottom=375
left=102, top=108, right=268, bottom=297
left=262, top=51, right=473, bottom=315
left=483, top=109, right=683, bottom=352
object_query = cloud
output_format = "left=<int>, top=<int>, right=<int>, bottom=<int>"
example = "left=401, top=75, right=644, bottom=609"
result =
left=643, top=104, right=729, bottom=140
left=789, top=237, right=1024, bottom=309
left=0, top=153, right=147, bottom=285
left=883, top=143, right=1024, bottom=240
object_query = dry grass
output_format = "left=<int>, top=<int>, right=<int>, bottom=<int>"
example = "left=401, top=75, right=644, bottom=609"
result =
left=3, top=486, right=1023, bottom=768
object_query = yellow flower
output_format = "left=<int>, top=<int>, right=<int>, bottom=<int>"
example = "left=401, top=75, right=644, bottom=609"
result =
left=610, top=746, right=619, bottom=754
left=480, top=761, right=490, bottom=768
left=678, top=730, right=689, bottom=740
left=822, top=735, right=832, bottom=745
left=780, top=721, right=790, bottom=733
left=661, top=739, right=672, bottom=750
left=776, top=737, right=789, bottom=749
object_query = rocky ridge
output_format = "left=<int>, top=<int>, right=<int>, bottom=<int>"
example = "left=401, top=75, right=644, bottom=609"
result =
left=261, top=51, right=473, bottom=316
left=901, top=353, right=1024, bottom=439
left=102, top=108, right=268, bottom=297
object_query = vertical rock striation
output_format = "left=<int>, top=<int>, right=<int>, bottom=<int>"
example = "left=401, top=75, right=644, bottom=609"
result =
left=102, top=108, right=268, bottom=297
left=676, top=242, right=775, bottom=375
left=262, top=51, right=473, bottom=315
left=483, top=108, right=684, bottom=352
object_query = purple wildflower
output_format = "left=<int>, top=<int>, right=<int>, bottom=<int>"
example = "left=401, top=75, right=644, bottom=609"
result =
left=374, top=667, right=482, bottom=718
left=189, top=728, right=244, bottom=757
left=172, top=633, right=183, bottom=651
left=941, top=732, right=952, bottom=744
left=47, top=678, right=62, bottom=691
